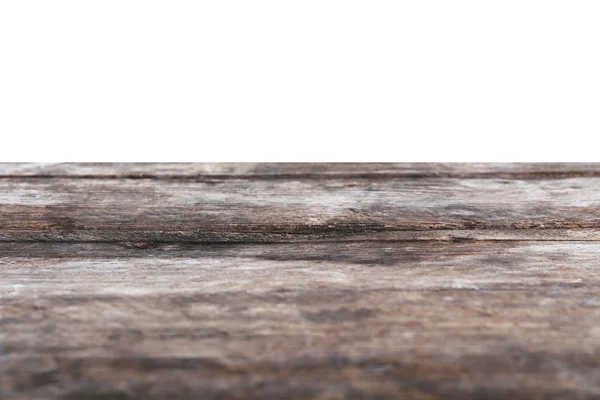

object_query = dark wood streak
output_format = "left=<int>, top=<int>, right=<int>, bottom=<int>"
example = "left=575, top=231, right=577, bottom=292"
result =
left=2, top=164, right=600, bottom=399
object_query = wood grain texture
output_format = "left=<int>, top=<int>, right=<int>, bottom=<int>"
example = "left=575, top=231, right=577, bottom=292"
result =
left=2, top=175, right=600, bottom=242
left=1, top=164, right=600, bottom=399
left=3, top=162, right=600, bottom=179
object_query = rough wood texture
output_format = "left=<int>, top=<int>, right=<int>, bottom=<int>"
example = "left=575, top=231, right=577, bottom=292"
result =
left=1, top=164, right=600, bottom=399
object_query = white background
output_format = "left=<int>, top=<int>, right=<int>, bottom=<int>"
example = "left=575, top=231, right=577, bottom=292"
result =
left=1, top=1, right=599, bottom=161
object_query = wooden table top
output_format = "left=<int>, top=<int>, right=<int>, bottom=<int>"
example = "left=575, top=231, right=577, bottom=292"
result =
left=2, top=163, right=600, bottom=399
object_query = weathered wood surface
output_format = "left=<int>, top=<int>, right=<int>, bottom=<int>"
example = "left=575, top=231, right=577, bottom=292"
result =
left=3, top=162, right=600, bottom=178
left=1, top=164, right=600, bottom=399
left=3, top=173, right=600, bottom=242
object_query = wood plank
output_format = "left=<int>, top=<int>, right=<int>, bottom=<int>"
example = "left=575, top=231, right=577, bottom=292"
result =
left=3, top=163, right=600, bottom=399
left=2, top=176, right=600, bottom=242
left=2, top=162, right=600, bottom=179
left=2, top=241, right=600, bottom=399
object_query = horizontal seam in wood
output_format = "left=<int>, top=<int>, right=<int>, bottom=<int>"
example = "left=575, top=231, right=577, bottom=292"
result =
left=1, top=239, right=600, bottom=245
left=3, top=172, right=600, bottom=180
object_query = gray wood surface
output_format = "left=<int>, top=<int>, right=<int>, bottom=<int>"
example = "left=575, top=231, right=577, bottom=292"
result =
left=1, top=164, right=600, bottom=399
